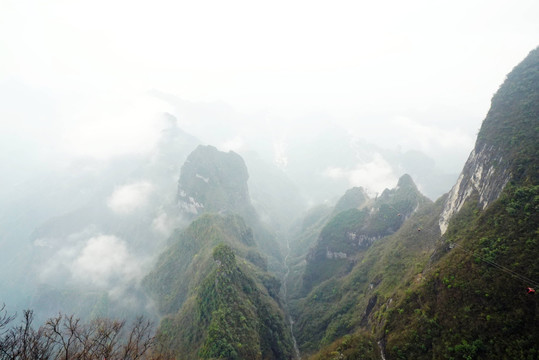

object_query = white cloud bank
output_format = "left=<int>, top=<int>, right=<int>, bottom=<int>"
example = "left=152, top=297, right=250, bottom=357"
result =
left=324, top=153, right=398, bottom=195
left=107, top=181, right=154, bottom=214
left=219, top=136, right=245, bottom=152
left=390, top=116, right=474, bottom=154
left=151, top=211, right=182, bottom=238
left=1, top=0, right=538, bottom=179
left=70, top=235, right=140, bottom=288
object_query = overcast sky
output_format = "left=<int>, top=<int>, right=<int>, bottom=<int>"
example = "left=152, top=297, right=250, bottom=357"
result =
left=1, top=0, right=538, bottom=177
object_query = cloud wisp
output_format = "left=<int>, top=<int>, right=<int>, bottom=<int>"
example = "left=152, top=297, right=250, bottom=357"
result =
left=70, top=234, right=141, bottom=288
left=324, top=153, right=398, bottom=196
left=107, top=181, right=154, bottom=215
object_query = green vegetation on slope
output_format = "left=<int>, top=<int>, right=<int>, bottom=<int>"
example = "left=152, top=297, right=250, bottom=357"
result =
left=156, top=243, right=293, bottom=359
left=144, top=214, right=258, bottom=315
left=478, top=47, right=539, bottom=184
left=300, top=174, right=431, bottom=297
left=385, top=183, right=539, bottom=359
left=144, top=214, right=293, bottom=359
left=290, top=198, right=443, bottom=356
left=176, top=145, right=285, bottom=271
left=306, top=331, right=381, bottom=360
left=382, top=46, right=539, bottom=360
left=289, top=204, right=334, bottom=259
left=306, top=46, right=539, bottom=360
left=301, top=208, right=369, bottom=293
left=333, top=187, right=369, bottom=215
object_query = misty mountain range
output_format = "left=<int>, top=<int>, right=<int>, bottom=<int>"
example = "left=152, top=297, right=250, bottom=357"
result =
left=1, top=46, right=538, bottom=359
left=0, top=100, right=457, bottom=317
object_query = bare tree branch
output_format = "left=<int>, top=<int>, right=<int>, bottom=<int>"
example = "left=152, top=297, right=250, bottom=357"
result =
left=0, top=309, right=158, bottom=360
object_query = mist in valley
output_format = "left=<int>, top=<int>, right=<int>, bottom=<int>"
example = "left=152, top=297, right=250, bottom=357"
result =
left=1, top=1, right=538, bottom=353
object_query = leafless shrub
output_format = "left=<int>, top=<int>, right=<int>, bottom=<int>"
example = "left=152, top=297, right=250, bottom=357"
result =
left=0, top=307, right=160, bottom=360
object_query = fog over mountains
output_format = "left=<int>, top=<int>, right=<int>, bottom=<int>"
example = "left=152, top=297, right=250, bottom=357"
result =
left=0, top=45, right=538, bottom=358
left=0, top=112, right=454, bottom=318
left=1, top=2, right=539, bottom=359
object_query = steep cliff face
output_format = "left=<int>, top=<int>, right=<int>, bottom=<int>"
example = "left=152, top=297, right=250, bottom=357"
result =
left=301, top=174, right=430, bottom=295
left=385, top=46, right=539, bottom=360
left=292, top=45, right=539, bottom=355
left=177, top=145, right=256, bottom=222
left=289, top=192, right=441, bottom=356
left=302, top=47, right=538, bottom=360
left=176, top=144, right=284, bottom=269
left=439, top=144, right=510, bottom=233
left=440, top=47, right=539, bottom=234
left=384, top=184, right=539, bottom=360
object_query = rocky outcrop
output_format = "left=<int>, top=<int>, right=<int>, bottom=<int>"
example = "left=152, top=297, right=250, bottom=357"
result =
left=302, top=174, right=431, bottom=293
left=176, top=145, right=285, bottom=265
left=326, top=248, right=348, bottom=259
left=439, top=47, right=539, bottom=234
left=177, top=145, right=256, bottom=222
left=333, top=187, right=369, bottom=214
left=439, top=143, right=510, bottom=234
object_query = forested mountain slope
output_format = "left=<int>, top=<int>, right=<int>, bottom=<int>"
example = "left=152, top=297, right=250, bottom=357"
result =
left=381, top=45, right=539, bottom=360
left=144, top=214, right=294, bottom=359
left=299, top=174, right=431, bottom=295
left=304, top=46, right=539, bottom=360
left=176, top=145, right=284, bottom=269
left=287, top=175, right=436, bottom=355
left=145, top=146, right=295, bottom=359
left=16, top=46, right=535, bottom=360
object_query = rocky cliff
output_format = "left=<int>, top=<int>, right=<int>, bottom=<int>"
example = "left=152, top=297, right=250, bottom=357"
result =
left=177, top=145, right=256, bottom=222
left=301, top=174, right=430, bottom=295
left=176, top=144, right=285, bottom=270
left=304, top=45, right=539, bottom=360
left=439, top=47, right=539, bottom=234
left=438, top=144, right=510, bottom=233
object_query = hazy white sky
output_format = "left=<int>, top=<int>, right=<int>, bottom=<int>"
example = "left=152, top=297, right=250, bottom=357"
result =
left=1, top=0, right=538, bottom=170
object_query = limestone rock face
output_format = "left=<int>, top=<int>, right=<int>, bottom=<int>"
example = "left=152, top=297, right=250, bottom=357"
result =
left=440, top=47, right=539, bottom=234
left=177, top=145, right=256, bottom=222
left=302, top=174, right=431, bottom=293
left=176, top=145, right=284, bottom=265
left=439, top=144, right=510, bottom=234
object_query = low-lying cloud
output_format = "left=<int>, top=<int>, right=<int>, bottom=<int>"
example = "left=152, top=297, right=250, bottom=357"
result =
left=390, top=116, right=474, bottom=153
left=70, top=234, right=140, bottom=288
left=151, top=210, right=183, bottom=238
left=324, top=153, right=398, bottom=195
left=107, top=181, right=154, bottom=214
left=219, top=136, right=245, bottom=152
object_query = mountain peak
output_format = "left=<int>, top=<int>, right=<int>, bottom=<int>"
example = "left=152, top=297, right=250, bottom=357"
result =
left=396, top=173, right=417, bottom=189
left=333, top=186, right=369, bottom=214
left=379, top=174, right=423, bottom=202
left=177, top=145, right=255, bottom=221
left=439, top=46, right=539, bottom=234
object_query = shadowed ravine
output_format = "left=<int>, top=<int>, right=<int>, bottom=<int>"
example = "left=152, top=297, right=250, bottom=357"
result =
left=283, top=234, right=301, bottom=359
